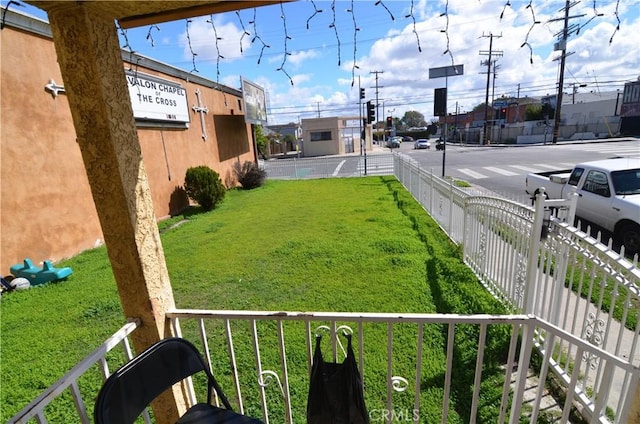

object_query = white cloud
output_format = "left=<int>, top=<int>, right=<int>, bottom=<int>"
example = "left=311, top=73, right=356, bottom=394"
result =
left=179, top=16, right=252, bottom=64
left=164, top=1, right=639, bottom=124
left=289, top=49, right=320, bottom=67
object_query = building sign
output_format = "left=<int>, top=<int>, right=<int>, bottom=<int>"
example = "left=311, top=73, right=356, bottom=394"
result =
left=621, top=80, right=640, bottom=118
left=241, top=77, right=268, bottom=125
left=126, top=71, right=190, bottom=123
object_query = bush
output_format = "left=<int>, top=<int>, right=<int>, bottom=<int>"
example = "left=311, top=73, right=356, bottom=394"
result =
left=183, top=166, right=225, bottom=211
left=233, top=161, right=266, bottom=190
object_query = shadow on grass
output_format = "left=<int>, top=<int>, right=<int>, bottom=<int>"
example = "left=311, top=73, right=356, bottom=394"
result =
left=158, top=205, right=208, bottom=233
left=425, top=256, right=512, bottom=422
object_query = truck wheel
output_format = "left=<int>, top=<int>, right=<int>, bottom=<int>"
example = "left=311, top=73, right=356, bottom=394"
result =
left=617, top=223, right=640, bottom=256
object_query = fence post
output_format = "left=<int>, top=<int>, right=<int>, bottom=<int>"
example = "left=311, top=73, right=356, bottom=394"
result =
left=549, top=190, right=578, bottom=326
left=394, top=155, right=398, bottom=181
left=448, top=178, right=454, bottom=236
left=524, top=188, right=546, bottom=314
left=462, top=197, right=469, bottom=261
left=429, top=169, right=434, bottom=215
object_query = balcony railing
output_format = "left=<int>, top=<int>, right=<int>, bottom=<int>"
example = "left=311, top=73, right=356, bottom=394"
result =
left=9, top=311, right=639, bottom=424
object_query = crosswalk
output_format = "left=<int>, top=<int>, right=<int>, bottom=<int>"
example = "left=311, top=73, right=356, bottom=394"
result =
left=560, top=143, right=640, bottom=156
left=456, top=162, right=576, bottom=180
left=452, top=144, right=639, bottom=180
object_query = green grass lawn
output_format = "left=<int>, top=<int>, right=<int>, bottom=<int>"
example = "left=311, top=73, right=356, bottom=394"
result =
left=1, top=177, right=509, bottom=423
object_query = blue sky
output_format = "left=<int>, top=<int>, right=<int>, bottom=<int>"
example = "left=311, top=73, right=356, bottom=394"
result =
left=9, top=0, right=640, bottom=125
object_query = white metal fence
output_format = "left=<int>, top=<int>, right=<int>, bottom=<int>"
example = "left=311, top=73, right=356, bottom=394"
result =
left=393, top=153, right=640, bottom=422
left=262, top=153, right=395, bottom=179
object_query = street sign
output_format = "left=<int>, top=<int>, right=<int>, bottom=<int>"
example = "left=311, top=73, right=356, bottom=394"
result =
left=428, top=64, right=464, bottom=179
left=493, top=100, right=508, bottom=108
left=428, top=64, right=464, bottom=79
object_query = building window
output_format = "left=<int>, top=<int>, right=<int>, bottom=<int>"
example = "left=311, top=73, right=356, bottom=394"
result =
left=310, top=131, right=332, bottom=141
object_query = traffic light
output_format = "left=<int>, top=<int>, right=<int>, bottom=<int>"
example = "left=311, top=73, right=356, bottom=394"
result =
left=360, top=88, right=365, bottom=99
left=386, top=116, right=393, bottom=129
left=366, top=101, right=375, bottom=124
left=501, top=107, right=507, bottom=119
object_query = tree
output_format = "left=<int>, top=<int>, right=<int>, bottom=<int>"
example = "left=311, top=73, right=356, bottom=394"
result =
left=392, top=117, right=404, bottom=131
left=283, top=133, right=297, bottom=150
left=524, top=104, right=554, bottom=122
left=472, top=103, right=488, bottom=112
left=402, top=110, right=427, bottom=128
left=254, top=125, right=268, bottom=159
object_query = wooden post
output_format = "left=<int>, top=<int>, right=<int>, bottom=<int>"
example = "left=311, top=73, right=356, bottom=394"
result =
left=46, top=3, right=183, bottom=422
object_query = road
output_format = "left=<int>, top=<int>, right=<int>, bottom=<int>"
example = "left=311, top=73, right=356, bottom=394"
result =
left=265, top=138, right=639, bottom=203
left=402, top=138, right=640, bottom=202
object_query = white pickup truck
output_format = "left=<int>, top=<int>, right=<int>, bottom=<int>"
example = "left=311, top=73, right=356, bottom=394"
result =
left=525, top=157, right=640, bottom=255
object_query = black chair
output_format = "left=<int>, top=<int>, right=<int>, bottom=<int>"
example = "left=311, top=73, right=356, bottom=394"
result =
left=94, top=337, right=263, bottom=424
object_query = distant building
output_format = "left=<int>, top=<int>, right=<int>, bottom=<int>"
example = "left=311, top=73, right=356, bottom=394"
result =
left=266, top=122, right=302, bottom=155
left=620, top=79, right=640, bottom=135
left=301, top=117, right=372, bottom=157
left=267, top=123, right=302, bottom=140
left=438, top=91, right=625, bottom=144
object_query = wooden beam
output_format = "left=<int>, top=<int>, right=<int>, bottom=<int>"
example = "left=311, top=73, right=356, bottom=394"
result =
left=45, top=3, right=182, bottom=421
left=27, top=1, right=291, bottom=29
left=118, top=1, right=286, bottom=29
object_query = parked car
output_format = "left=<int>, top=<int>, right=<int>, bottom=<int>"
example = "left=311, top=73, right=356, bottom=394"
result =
left=525, top=157, right=640, bottom=255
left=402, top=136, right=414, bottom=142
left=387, top=137, right=401, bottom=148
left=413, top=139, right=431, bottom=149
left=435, top=140, right=445, bottom=150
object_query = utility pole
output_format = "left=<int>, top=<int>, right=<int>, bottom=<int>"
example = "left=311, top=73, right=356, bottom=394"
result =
left=492, top=61, right=501, bottom=106
left=549, top=1, right=589, bottom=143
left=358, top=76, right=363, bottom=156
left=570, top=82, right=587, bottom=104
left=370, top=70, right=384, bottom=135
left=479, top=33, right=502, bottom=145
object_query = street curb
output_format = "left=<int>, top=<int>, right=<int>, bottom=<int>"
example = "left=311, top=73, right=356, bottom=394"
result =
left=446, top=136, right=640, bottom=148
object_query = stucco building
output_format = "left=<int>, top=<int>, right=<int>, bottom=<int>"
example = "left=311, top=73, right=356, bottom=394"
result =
left=300, top=116, right=372, bottom=157
left=1, top=10, right=257, bottom=273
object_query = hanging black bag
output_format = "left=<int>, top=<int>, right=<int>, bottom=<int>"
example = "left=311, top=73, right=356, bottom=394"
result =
left=306, top=332, right=369, bottom=424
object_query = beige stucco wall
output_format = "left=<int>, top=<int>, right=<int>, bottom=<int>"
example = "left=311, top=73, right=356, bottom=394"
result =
left=1, top=15, right=255, bottom=274
left=301, top=116, right=371, bottom=157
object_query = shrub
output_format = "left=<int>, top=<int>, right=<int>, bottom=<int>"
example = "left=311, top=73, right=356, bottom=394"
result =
left=233, top=161, right=266, bottom=190
left=183, top=166, right=226, bottom=211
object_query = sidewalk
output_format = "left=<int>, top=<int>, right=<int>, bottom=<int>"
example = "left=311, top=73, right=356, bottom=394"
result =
left=445, top=135, right=640, bottom=148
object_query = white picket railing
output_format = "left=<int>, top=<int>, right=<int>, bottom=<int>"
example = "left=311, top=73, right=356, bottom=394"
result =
left=165, top=310, right=640, bottom=424
left=7, top=320, right=140, bottom=424
left=9, top=312, right=640, bottom=424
